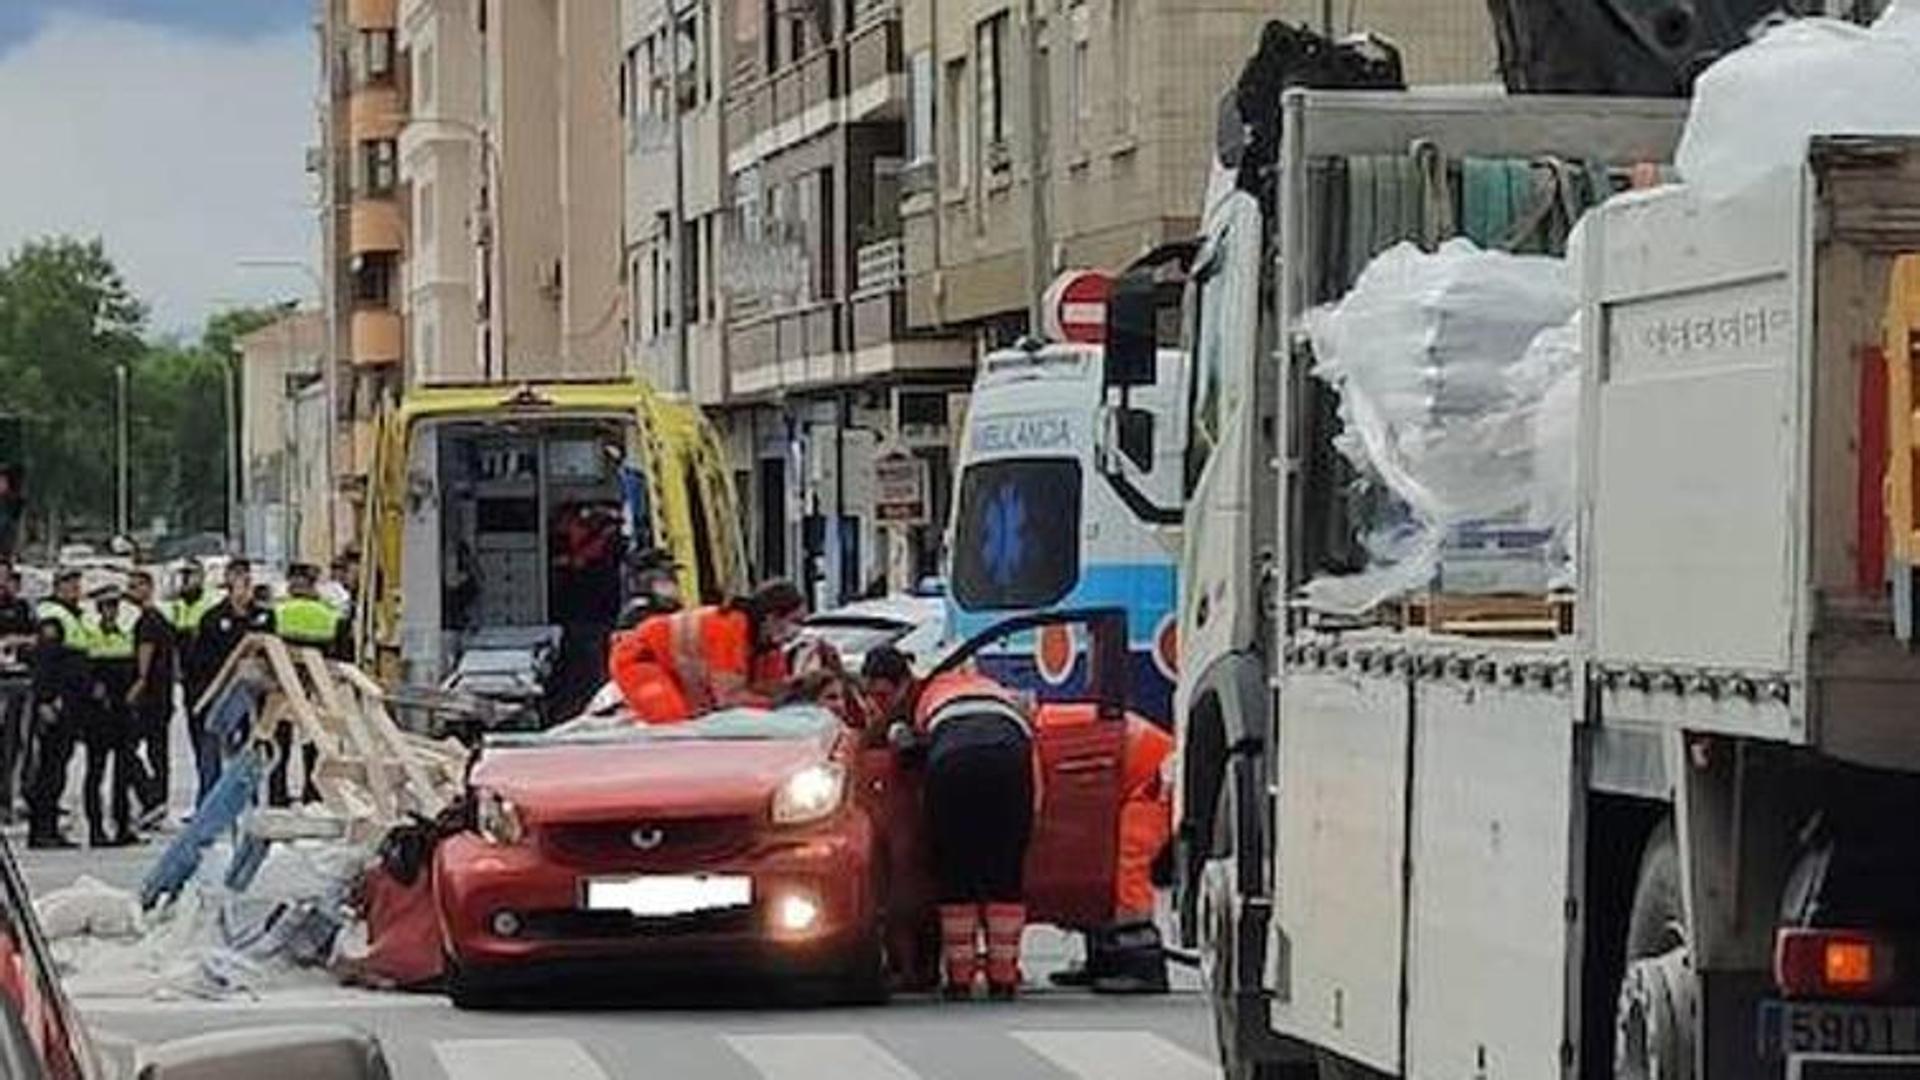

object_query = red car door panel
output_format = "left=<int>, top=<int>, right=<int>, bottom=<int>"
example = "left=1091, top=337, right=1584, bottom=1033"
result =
left=1024, top=705, right=1123, bottom=929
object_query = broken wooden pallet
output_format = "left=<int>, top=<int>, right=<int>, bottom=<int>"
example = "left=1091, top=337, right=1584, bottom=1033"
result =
left=1390, top=592, right=1575, bottom=638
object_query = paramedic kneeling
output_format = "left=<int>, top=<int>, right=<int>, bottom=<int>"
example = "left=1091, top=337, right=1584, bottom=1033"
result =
left=607, top=579, right=806, bottom=723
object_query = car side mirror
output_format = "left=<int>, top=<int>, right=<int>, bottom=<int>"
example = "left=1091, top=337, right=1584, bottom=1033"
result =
left=140, top=1025, right=391, bottom=1080
left=1114, top=406, right=1154, bottom=474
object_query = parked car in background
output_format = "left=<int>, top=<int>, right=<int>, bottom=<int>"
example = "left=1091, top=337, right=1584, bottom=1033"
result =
left=794, top=595, right=946, bottom=672
left=0, top=832, right=391, bottom=1079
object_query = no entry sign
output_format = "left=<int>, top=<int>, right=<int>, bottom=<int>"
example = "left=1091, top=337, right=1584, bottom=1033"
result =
left=1041, top=270, right=1113, bottom=345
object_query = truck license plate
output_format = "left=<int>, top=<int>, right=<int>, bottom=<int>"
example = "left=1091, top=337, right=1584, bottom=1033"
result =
left=582, top=875, right=751, bottom=917
left=1759, top=1001, right=1920, bottom=1058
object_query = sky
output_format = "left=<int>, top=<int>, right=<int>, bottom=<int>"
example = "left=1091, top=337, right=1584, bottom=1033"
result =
left=0, top=0, right=318, bottom=336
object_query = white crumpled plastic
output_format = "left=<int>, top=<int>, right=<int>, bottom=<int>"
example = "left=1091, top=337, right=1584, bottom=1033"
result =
left=1676, top=1, right=1920, bottom=203
left=1303, top=239, right=1580, bottom=614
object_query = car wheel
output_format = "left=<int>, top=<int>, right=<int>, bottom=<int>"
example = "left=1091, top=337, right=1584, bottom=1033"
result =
left=1205, top=776, right=1305, bottom=1080
left=1614, top=821, right=1696, bottom=1080
left=444, top=949, right=507, bottom=1011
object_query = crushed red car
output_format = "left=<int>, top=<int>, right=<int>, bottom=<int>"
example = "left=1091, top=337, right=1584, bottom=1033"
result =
left=434, top=609, right=1144, bottom=1008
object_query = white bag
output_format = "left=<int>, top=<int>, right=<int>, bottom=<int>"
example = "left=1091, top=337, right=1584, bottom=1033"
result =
left=1677, top=1, right=1920, bottom=202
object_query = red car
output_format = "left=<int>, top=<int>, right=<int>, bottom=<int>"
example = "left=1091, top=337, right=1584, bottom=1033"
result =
left=435, top=610, right=1139, bottom=1008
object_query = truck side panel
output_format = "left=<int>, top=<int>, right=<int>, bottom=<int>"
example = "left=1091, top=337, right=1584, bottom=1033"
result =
left=1270, top=668, right=1410, bottom=1073
left=1584, top=179, right=1802, bottom=677
left=1406, top=678, right=1576, bottom=1079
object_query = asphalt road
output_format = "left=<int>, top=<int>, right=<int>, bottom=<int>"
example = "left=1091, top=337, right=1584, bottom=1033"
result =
left=15, top=743, right=1221, bottom=1080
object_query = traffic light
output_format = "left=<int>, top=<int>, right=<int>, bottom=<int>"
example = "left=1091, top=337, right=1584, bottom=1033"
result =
left=0, top=416, right=22, bottom=559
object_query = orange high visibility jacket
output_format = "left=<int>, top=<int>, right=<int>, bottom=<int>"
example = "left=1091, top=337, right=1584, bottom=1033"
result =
left=609, top=606, right=789, bottom=723
left=914, top=669, right=1045, bottom=814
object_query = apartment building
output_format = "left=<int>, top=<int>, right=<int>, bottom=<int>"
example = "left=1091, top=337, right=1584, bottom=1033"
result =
left=235, top=310, right=327, bottom=565
left=318, top=0, right=410, bottom=558
left=901, top=0, right=1498, bottom=347
left=712, top=0, right=972, bottom=602
left=393, top=0, right=626, bottom=385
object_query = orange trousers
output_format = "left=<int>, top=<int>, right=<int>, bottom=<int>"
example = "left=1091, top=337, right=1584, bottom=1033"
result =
left=1116, top=719, right=1174, bottom=918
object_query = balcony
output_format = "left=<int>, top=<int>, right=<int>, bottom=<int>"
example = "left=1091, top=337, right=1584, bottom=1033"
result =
left=349, top=84, right=404, bottom=141
left=350, top=309, right=403, bottom=368
left=349, top=199, right=404, bottom=256
left=348, top=0, right=398, bottom=28
left=855, top=237, right=904, bottom=295
left=846, top=15, right=903, bottom=121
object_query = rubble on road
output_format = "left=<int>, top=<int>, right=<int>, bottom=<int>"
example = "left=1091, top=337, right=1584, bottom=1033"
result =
left=39, top=636, right=476, bottom=1002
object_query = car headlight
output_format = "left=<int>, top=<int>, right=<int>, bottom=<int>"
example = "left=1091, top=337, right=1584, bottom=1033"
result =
left=475, top=789, right=525, bottom=846
left=771, top=763, right=846, bottom=826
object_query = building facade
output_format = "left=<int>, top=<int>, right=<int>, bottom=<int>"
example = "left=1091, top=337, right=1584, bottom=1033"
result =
left=235, top=311, right=326, bottom=565
left=319, top=0, right=411, bottom=559
left=902, top=1, right=1497, bottom=353
left=397, top=0, right=484, bottom=384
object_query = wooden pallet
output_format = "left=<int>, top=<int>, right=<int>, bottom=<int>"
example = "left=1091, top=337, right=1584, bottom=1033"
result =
left=1391, top=592, right=1575, bottom=639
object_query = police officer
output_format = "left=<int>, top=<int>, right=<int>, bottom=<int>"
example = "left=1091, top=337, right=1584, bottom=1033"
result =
left=166, top=559, right=218, bottom=641
left=0, top=564, right=35, bottom=824
left=269, top=563, right=341, bottom=806
left=81, top=583, right=139, bottom=847
left=27, top=569, right=89, bottom=849
left=185, top=560, right=270, bottom=803
left=126, top=569, right=178, bottom=828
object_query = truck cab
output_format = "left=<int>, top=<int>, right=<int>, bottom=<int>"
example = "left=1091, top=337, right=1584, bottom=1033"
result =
left=360, top=381, right=746, bottom=723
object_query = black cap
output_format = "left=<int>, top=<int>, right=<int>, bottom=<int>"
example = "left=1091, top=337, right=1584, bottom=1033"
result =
left=54, top=568, right=81, bottom=584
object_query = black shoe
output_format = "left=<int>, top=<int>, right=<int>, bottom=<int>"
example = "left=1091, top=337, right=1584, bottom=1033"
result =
left=1048, top=964, right=1096, bottom=988
left=27, top=833, right=78, bottom=850
left=105, top=831, right=141, bottom=848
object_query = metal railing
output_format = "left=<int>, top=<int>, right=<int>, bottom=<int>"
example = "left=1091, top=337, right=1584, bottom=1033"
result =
left=856, top=237, right=905, bottom=294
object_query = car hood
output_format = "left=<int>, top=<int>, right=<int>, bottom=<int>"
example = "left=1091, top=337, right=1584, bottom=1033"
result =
left=471, top=736, right=832, bottom=823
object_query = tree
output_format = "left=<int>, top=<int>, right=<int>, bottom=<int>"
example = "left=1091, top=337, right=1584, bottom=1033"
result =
left=0, top=237, right=147, bottom=542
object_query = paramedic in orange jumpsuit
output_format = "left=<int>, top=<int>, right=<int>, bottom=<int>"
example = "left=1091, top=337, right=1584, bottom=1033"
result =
left=1030, top=710, right=1174, bottom=994
left=607, top=579, right=807, bottom=723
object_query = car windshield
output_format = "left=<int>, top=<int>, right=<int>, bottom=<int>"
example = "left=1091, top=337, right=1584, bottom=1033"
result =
left=799, top=617, right=912, bottom=656
left=491, top=706, right=840, bottom=748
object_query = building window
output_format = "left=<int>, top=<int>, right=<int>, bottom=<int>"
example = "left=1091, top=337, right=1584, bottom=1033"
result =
left=908, top=50, right=934, bottom=166
left=359, top=138, right=397, bottom=196
left=976, top=13, right=1008, bottom=168
left=415, top=43, right=435, bottom=110
left=943, top=57, right=969, bottom=189
left=703, top=215, right=718, bottom=319
left=684, top=216, right=702, bottom=325
left=351, top=253, right=397, bottom=307
left=1110, top=0, right=1133, bottom=136
left=356, top=29, right=395, bottom=85
left=815, top=168, right=835, bottom=302
left=648, top=33, right=669, bottom=118
left=677, top=12, right=700, bottom=112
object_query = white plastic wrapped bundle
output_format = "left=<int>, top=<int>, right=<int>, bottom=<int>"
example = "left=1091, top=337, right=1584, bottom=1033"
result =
left=1303, top=239, right=1580, bottom=614
left=1676, top=1, right=1920, bottom=203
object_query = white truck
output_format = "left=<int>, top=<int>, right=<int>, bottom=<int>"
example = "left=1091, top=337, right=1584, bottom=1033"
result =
left=1104, top=78, right=1920, bottom=1079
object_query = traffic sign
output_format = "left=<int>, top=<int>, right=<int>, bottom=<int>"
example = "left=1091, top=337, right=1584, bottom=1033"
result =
left=1041, top=270, right=1113, bottom=345
left=873, top=450, right=930, bottom=526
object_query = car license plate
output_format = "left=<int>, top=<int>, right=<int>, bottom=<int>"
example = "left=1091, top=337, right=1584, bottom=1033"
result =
left=1759, top=1001, right=1920, bottom=1059
left=582, top=875, right=751, bottom=917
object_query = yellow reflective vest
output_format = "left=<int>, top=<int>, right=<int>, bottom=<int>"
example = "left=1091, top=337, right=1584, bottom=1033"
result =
left=274, top=597, right=342, bottom=647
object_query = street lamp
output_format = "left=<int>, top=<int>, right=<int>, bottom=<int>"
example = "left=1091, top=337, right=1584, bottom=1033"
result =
left=236, top=259, right=335, bottom=559
left=404, top=114, right=506, bottom=380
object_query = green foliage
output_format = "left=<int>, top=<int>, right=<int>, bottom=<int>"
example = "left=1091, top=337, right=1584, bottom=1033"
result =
left=0, top=235, right=296, bottom=544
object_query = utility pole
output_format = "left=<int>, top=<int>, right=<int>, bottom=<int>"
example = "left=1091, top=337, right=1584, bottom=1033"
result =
left=666, top=0, right=691, bottom=394
left=1021, top=0, right=1050, bottom=334
left=114, top=362, right=129, bottom=540
left=1321, top=0, right=1334, bottom=34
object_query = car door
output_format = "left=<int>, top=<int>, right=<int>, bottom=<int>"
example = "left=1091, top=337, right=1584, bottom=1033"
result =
left=0, top=836, right=95, bottom=1079
left=854, top=737, right=934, bottom=980
left=1022, top=703, right=1124, bottom=929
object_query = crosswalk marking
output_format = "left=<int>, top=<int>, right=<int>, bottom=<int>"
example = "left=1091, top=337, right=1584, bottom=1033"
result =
left=432, top=1038, right=613, bottom=1080
left=723, top=1033, right=921, bottom=1080
left=1011, top=1030, right=1217, bottom=1080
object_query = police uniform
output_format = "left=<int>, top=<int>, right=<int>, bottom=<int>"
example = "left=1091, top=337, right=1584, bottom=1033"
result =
left=269, top=587, right=341, bottom=806
left=185, top=595, right=271, bottom=803
left=27, top=586, right=90, bottom=846
left=81, top=593, right=139, bottom=846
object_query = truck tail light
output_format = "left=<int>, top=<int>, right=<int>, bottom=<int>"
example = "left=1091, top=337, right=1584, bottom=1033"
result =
left=1775, top=929, right=1896, bottom=999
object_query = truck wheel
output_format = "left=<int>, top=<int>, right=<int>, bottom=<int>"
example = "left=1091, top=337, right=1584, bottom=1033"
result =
left=1614, top=822, right=1696, bottom=1080
left=1204, top=777, right=1302, bottom=1079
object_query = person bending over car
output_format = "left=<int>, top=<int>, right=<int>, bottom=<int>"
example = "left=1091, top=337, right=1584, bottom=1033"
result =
left=608, top=579, right=807, bottom=724
left=914, top=668, right=1038, bottom=1000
